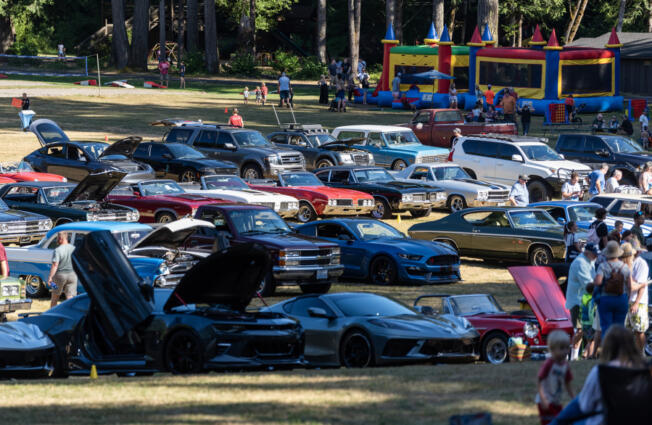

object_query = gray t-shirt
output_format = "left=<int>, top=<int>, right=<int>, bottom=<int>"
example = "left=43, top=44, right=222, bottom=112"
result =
left=53, top=244, right=76, bottom=273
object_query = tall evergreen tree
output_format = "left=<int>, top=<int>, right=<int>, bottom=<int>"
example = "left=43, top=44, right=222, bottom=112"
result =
left=187, top=0, right=198, bottom=52
left=317, top=0, right=327, bottom=62
left=204, top=0, right=218, bottom=73
left=110, top=0, right=129, bottom=69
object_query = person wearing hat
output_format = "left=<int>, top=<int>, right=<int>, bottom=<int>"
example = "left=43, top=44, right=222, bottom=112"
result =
left=626, top=239, right=650, bottom=352
left=566, top=242, right=600, bottom=360
left=509, top=174, right=529, bottom=206
left=593, top=240, right=632, bottom=333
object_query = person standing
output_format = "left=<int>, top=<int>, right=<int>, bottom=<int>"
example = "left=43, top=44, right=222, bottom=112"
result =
left=564, top=221, right=583, bottom=263
left=508, top=174, right=529, bottom=206
left=450, top=128, right=462, bottom=148
left=638, top=109, right=649, bottom=132
left=588, top=163, right=608, bottom=196
left=278, top=72, right=291, bottom=108
left=359, top=67, right=370, bottom=105
left=474, top=84, right=483, bottom=104
left=391, top=72, right=401, bottom=99
left=341, top=57, right=351, bottom=78
left=484, top=84, right=495, bottom=107
left=328, top=59, right=337, bottom=86
left=564, top=94, right=575, bottom=121
left=21, top=92, right=30, bottom=110
left=158, top=58, right=170, bottom=87
left=620, top=115, right=634, bottom=136
left=335, top=77, right=346, bottom=112
left=448, top=83, right=458, bottom=109
left=519, top=104, right=532, bottom=136
left=566, top=242, right=599, bottom=360
left=638, top=162, right=652, bottom=194
left=255, top=86, right=262, bottom=105
left=228, top=108, right=244, bottom=127
left=261, top=82, right=268, bottom=106
left=318, top=75, right=329, bottom=105
left=589, top=208, right=610, bottom=250
left=0, top=241, right=8, bottom=279
left=500, top=90, right=516, bottom=123
left=243, top=86, right=250, bottom=105
left=46, top=232, right=77, bottom=308
left=593, top=241, right=632, bottom=333
left=630, top=210, right=646, bottom=248
left=626, top=239, right=649, bottom=353
left=561, top=172, right=583, bottom=201
left=179, top=62, right=186, bottom=89
left=346, top=72, right=357, bottom=102
left=535, top=331, right=574, bottom=425
left=604, top=169, right=622, bottom=193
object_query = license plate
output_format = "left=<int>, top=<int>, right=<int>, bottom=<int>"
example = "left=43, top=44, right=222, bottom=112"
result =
left=316, top=269, right=328, bottom=280
left=497, top=202, right=506, bottom=206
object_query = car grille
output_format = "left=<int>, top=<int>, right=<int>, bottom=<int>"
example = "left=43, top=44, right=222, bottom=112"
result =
left=353, top=153, right=371, bottom=165
left=258, top=202, right=276, bottom=209
left=335, top=199, right=353, bottom=206
left=412, top=193, right=427, bottom=202
left=417, top=155, right=446, bottom=164
left=243, top=339, right=301, bottom=358
left=96, top=211, right=133, bottom=221
left=427, top=255, right=459, bottom=265
left=282, top=248, right=338, bottom=266
left=383, top=339, right=418, bottom=357
left=2, top=220, right=40, bottom=235
left=419, top=338, right=476, bottom=356
left=487, top=190, right=510, bottom=201
left=280, top=154, right=303, bottom=165
left=280, top=202, right=293, bottom=210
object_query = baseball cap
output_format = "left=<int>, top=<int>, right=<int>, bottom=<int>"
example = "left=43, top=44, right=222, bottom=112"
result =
left=583, top=243, right=600, bottom=255
left=633, top=210, right=645, bottom=219
left=518, top=174, right=529, bottom=181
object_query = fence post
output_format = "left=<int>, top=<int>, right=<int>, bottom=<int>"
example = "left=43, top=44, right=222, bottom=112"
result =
left=96, top=54, right=101, bottom=97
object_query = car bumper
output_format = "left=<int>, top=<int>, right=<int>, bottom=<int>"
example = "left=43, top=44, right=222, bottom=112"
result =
left=0, top=299, right=32, bottom=313
left=468, top=199, right=509, bottom=207
left=265, top=164, right=305, bottom=179
left=273, top=264, right=344, bottom=283
left=278, top=208, right=299, bottom=219
left=0, top=232, right=47, bottom=246
left=322, top=205, right=375, bottom=216
left=377, top=336, right=480, bottom=365
left=0, top=347, right=54, bottom=378
left=396, top=201, right=433, bottom=211
left=400, top=263, right=462, bottom=284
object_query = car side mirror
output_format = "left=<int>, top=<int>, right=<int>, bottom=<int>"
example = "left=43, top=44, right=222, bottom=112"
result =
left=307, top=307, right=333, bottom=319
left=559, top=154, right=564, bottom=159
left=511, top=154, right=524, bottom=162
left=224, top=143, right=237, bottom=151
left=557, top=217, right=566, bottom=225
left=595, top=150, right=609, bottom=157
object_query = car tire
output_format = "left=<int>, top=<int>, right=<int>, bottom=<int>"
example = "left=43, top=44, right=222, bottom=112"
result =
left=447, top=195, right=467, bottom=212
left=481, top=332, right=509, bottom=364
left=24, top=275, right=48, bottom=298
left=179, top=169, right=196, bottom=182
left=434, top=239, right=458, bottom=252
left=371, top=198, right=392, bottom=219
left=369, top=255, right=398, bottom=285
left=297, top=201, right=317, bottom=223
left=241, top=164, right=262, bottom=180
left=54, top=218, right=72, bottom=227
left=164, top=329, right=204, bottom=374
left=300, top=282, right=332, bottom=294
left=409, top=208, right=431, bottom=218
left=316, top=158, right=334, bottom=168
left=155, top=211, right=176, bottom=223
left=527, top=180, right=549, bottom=202
left=391, top=159, right=408, bottom=171
left=339, top=329, right=374, bottom=368
left=529, top=245, right=553, bottom=266
left=258, top=272, right=276, bottom=297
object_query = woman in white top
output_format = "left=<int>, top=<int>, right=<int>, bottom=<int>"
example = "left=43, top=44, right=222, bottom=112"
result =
left=564, top=221, right=582, bottom=263
left=637, top=162, right=652, bottom=195
left=449, top=83, right=458, bottom=109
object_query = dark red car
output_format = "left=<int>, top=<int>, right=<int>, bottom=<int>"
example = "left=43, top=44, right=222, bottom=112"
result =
left=414, top=266, right=572, bottom=364
left=107, top=179, right=228, bottom=223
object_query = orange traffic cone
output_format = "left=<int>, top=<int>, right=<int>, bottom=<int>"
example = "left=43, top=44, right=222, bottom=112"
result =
left=224, top=108, right=228, bottom=114
left=105, top=135, right=108, bottom=142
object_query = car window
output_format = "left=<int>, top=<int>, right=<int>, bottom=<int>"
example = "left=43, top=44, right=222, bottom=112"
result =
left=270, top=134, right=287, bottom=144
left=150, top=144, right=168, bottom=158
left=411, top=112, right=431, bottom=124
left=35, top=122, right=70, bottom=144
left=558, top=135, right=584, bottom=153
left=462, top=211, right=510, bottom=227
left=289, top=297, right=334, bottom=317
left=416, top=297, right=450, bottom=315
left=198, top=209, right=229, bottom=231
left=329, top=170, right=351, bottom=183
left=67, top=146, right=88, bottom=162
left=586, top=137, right=607, bottom=153
left=71, top=233, right=86, bottom=249
left=509, top=210, right=559, bottom=229
left=410, top=166, right=432, bottom=181
left=233, top=131, right=271, bottom=147
left=568, top=204, right=598, bottom=222
left=217, top=132, right=232, bottom=147
left=165, top=128, right=194, bottom=144
left=316, top=223, right=353, bottom=239
left=433, top=166, right=470, bottom=180
left=289, top=135, right=306, bottom=146
left=134, top=144, right=149, bottom=157
left=615, top=200, right=641, bottom=217
left=603, top=137, right=643, bottom=153
left=367, top=132, right=383, bottom=147
left=45, top=145, right=66, bottom=158
left=462, top=140, right=498, bottom=158
left=434, top=110, right=463, bottom=122
left=296, top=224, right=317, bottom=237
left=2, top=185, right=39, bottom=203
left=543, top=207, right=566, bottom=221
left=336, top=131, right=365, bottom=140
left=315, top=170, right=330, bottom=182
left=45, top=235, right=62, bottom=249
left=195, top=130, right=217, bottom=148
left=590, top=196, right=611, bottom=208
left=495, top=143, right=520, bottom=161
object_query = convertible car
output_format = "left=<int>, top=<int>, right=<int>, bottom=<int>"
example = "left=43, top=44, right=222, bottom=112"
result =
left=408, top=207, right=567, bottom=265
left=20, top=232, right=305, bottom=376
left=0, top=161, right=65, bottom=182
left=295, top=218, right=461, bottom=285
left=263, top=292, right=478, bottom=368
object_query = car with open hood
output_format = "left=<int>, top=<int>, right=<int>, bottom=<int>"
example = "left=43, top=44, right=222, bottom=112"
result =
left=0, top=161, right=66, bottom=183
left=414, top=266, right=572, bottom=364
left=0, top=197, right=52, bottom=246
left=0, top=321, right=55, bottom=378
left=263, top=292, right=479, bottom=368
left=20, top=231, right=305, bottom=376
left=24, top=119, right=154, bottom=183
left=0, top=171, right=139, bottom=226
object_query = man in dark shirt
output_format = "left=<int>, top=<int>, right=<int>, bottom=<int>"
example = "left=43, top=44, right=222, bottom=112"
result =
left=631, top=210, right=646, bottom=247
left=620, top=116, right=634, bottom=136
left=591, top=208, right=610, bottom=250
left=21, top=92, right=30, bottom=110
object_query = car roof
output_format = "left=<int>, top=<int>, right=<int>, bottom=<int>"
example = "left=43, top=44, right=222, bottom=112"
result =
left=459, top=206, right=544, bottom=213
left=461, top=134, right=547, bottom=144
left=175, top=123, right=252, bottom=133
left=202, top=203, right=269, bottom=211
left=3, top=181, right=74, bottom=188
left=48, top=221, right=152, bottom=233
left=306, top=217, right=382, bottom=225
left=333, top=125, right=411, bottom=132
left=592, top=193, right=652, bottom=201
left=315, top=166, right=381, bottom=172
left=530, top=201, right=601, bottom=208
left=69, top=141, right=108, bottom=147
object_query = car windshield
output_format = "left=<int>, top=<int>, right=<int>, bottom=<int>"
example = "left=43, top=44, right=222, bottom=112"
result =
left=568, top=204, right=599, bottom=222
left=227, top=209, right=291, bottom=235
left=233, top=131, right=271, bottom=147
left=354, top=221, right=404, bottom=240
left=384, top=131, right=420, bottom=145
left=114, top=230, right=150, bottom=251
left=0, top=161, right=34, bottom=173
left=202, top=175, right=248, bottom=190
left=166, top=144, right=205, bottom=159
left=307, top=134, right=336, bottom=146
left=78, top=142, right=108, bottom=159
left=139, top=181, right=184, bottom=196
left=354, top=169, right=395, bottom=182
left=450, top=295, right=503, bottom=316
left=43, top=186, right=73, bottom=204
left=520, top=144, right=563, bottom=161
left=433, top=166, right=470, bottom=180
left=280, top=173, right=323, bottom=187
left=332, top=293, right=416, bottom=317
left=509, top=210, right=560, bottom=229
left=603, top=137, right=643, bottom=153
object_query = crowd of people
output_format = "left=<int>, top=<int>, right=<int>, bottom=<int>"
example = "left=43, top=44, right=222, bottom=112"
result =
left=318, top=58, right=371, bottom=112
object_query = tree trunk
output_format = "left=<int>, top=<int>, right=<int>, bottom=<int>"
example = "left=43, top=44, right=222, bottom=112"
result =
left=316, top=0, right=327, bottom=62
left=159, top=0, right=166, bottom=61
left=347, top=0, right=360, bottom=75
left=617, top=0, right=626, bottom=32
left=129, top=0, right=150, bottom=71
left=568, top=0, right=588, bottom=43
left=461, top=0, right=468, bottom=43
left=110, top=0, right=129, bottom=69
left=177, top=0, right=185, bottom=64
left=355, top=0, right=361, bottom=69
left=449, top=4, right=456, bottom=35
left=477, top=0, right=499, bottom=44
left=649, top=0, right=652, bottom=32
left=432, top=0, right=444, bottom=37
left=386, top=0, right=395, bottom=33
left=511, top=15, right=516, bottom=46
left=518, top=14, right=523, bottom=47
left=395, top=0, right=403, bottom=42
left=250, top=0, right=256, bottom=56
left=0, top=15, right=14, bottom=53
left=204, top=0, right=218, bottom=73
left=565, top=0, right=580, bottom=42
left=186, top=0, right=198, bottom=52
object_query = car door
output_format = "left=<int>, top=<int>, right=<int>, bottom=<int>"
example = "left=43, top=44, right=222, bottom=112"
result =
left=409, top=111, right=433, bottom=144
left=285, top=134, right=316, bottom=168
left=285, top=297, right=340, bottom=364
left=325, top=169, right=355, bottom=190
left=148, top=143, right=175, bottom=179
left=214, top=132, right=241, bottom=164
left=193, top=129, right=220, bottom=159
left=461, top=210, right=515, bottom=258
left=458, top=139, right=497, bottom=181
left=63, top=145, right=92, bottom=182
left=556, top=135, right=586, bottom=163
left=493, top=143, right=523, bottom=184
left=363, top=132, right=392, bottom=168
left=584, top=136, right=614, bottom=168
left=314, top=222, right=364, bottom=277
left=41, top=143, right=71, bottom=177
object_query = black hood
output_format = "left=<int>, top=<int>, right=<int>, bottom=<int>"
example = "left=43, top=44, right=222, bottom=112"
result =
left=63, top=171, right=127, bottom=203
left=614, top=151, right=652, bottom=165
left=100, top=136, right=143, bottom=159
left=164, top=243, right=270, bottom=312
left=321, top=138, right=365, bottom=148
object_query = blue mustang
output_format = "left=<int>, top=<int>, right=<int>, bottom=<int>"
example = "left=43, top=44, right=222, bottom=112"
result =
left=295, top=218, right=460, bottom=285
left=5, top=221, right=168, bottom=297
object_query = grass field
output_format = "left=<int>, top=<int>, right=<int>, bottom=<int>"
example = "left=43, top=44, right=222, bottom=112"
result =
left=0, top=76, right=594, bottom=425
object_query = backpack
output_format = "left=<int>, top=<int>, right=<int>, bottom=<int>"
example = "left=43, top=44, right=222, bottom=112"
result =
left=587, top=221, right=604, bottom=245
left=603, top=263, right=625, bottom=296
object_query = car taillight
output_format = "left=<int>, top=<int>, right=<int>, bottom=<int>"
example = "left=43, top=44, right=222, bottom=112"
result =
left=447, top=149, right=454, bottom=162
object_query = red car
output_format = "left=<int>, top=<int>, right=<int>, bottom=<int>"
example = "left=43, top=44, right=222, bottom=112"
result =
left=414, top=266, right=572, bottom=364
left=0, top=161, right=66, bottom=182
left=107, top=179, right=228, bottom=223
left=248, top=171, right=374, bottom=223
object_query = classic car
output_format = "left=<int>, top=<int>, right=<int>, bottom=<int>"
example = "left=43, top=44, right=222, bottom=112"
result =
left=180, top=174, right=299, bottom=219
left=414, top=266, right=573, bottom=364
left=190, top=204, right=343, bottom=296
left=408, top=207, right=567, bottom=265
left=107, top=179, right=228, bottom=223
left=25, top=119, right=154, bottom=183
left=0, top=172, right=140, bottom=226
left=132, top=141, right=238, bottom=182
left=0, top=161, right=66, bottom=182
left=0, top=198, right=52, bottom=246
left=0, top=276, right=31, bottom=315
left=0, top=321, right=55, bottom=378
left=20, top=232, right=305, bottom=376
left=331, top=125, right=449, bottom=170
left=590, top=193, right=652, bottom=221
left=395, top=163, right=510, bottom=211
left=263, top=292, right=479, bottom=367
left=248, top=171, right=374, bottom=223
left=267, top=124, right=375, bottom=169
left=295, top=218, right=461, bottom=285
left=5, top=221, right=170, bottom=297
left=314, top=166, right=446, bottom=219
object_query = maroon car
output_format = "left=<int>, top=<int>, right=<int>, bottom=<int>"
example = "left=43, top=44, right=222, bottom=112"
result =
left=107, top=179, right=228, bottom=223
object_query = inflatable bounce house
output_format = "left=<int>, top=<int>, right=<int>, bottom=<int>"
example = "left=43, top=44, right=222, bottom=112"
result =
left=360, top=22, right=624, bottom=116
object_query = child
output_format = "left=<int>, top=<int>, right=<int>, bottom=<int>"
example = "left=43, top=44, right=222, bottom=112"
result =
left=608, top=220, right=623, bottom=243
left=243, top=86, right=249, bottom=105
left=261, top=82, right=268, bottom=106
left=255, top=86, right=262, bottom=105
left=535, top=330, right=574, bottom=425
left=580, top=284, right=597, bottom=359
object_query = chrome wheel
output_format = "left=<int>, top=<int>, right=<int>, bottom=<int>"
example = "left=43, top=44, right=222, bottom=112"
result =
left=180, top=170, right=195, bottom=182
left=340, top=331, right=373, bottom=368
left=449, top=195, right=466, bottom=212
left=242, top=166, right=261, bottom=180
left=156, top=212, right=176, bottom=223
left=297, top=203, right=316, bottom=223
left=165, top=330, right=202, bottom=374
left=371, top=199, right=391, bottom=219
left=530, top=247, right=552, bottom=266
left=483, top=334, right=508, bottom=364
left=24, top=275, right=47, bottom=298
left=392, top=159, right=407, bottom=171
left=316, top=159, right=334, bottom=168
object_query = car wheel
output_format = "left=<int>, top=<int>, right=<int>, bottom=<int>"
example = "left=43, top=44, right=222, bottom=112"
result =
left=24, top=275, right=48, bottom=298
left=179, top=169, right=196, bottom=182
left=300, top=282, right=332, bottom=294
left=297, top=201, right=317, bottom=223
left=482, top=332, right=509, bottom=364
left=257, top=272, right=276, bottom=297
left=391, top=159, right=408, bottom=171
left=241, top=164, right=262, bottom=180
left=164, top=330, right=203, bottom=374
left=529, top=246, right=553, bottom=266
left=156, top=212, right=176, bottom=223
left=410, top=208, right=431, bottom=218
left=369, top=255, right=398, bottom=285
left=340, top=330, right=374, bottom=368
left=371, top=198, right=392, bottom=219
left=527, top=180, right=549, bottom=202
left=316, top=158, right=334, bottom=168
left=434, top=239, right=458, bottom=252
left=448, top=195, right=466, bottom=212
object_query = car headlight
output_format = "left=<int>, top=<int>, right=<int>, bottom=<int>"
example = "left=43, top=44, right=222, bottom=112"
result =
left=365, top=199, right=374, bottom=206
left=62, top=177, right=68, bottom=182
left=415, top=155, right=423, bottom=163
left=9, top=285, right=19, bottom=296
left=398, top=253, right=423, bottom=261
left=279, top=250, right=300, bottom=257
left=41, top=219, right=52, bottom=230
left=436, top=192, right=446, bottom=201
left=402, top=194, right=413, bottom=202
left=200, top=167, right=215, bottom=174
left=368, top=155, right=375, bottom=165
left=0, top=223, right=7, bottom=232
left=338, top=153, right=354, bottom=164
left=86, top=212, right=98, bottom=221
left=477, top=191, right=489, bottom=201
left=154, top=275, right=167, bottom=287
left=158, top=262, right=170, bottom=275
left=524, top=322, right=539, bottom=339
left=1, top=286, right=8, bottom=297
left=266, top=154, right=281, bottom=165
left=131, top=210, right=140, bottom=221
left=288, top=201, right=299, bottom=210
left=460, top=316, right=474, bottom=330
left=328, top=199, right=337, bottom=206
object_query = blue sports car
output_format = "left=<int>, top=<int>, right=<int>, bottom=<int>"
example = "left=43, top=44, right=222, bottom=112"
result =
left=295, top=218, right=460, bottom=284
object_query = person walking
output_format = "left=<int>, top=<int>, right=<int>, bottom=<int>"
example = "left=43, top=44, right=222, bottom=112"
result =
left=508, top=174, right=529, bottom=206
left=588, top=163, right=608, bottom=196
left=278, top=72, right=291, bottom=108
left=566, top=242, right=598, bottom=359
left=46, top=232, right=77, bottom=308
left=484, top=84, right=495, bottom=107
left=18, top=92, right=34, bottom=131
left=561, top=172, right=583, bottom=201
left=626, top=239, right=649, bottom=353
left=535, top=330, right=574, bottom=425
left=179, top=61, right=186, bottom=89
left=593, top=240, right=632, bottom=333
left=519, top=104, right=532, bottom=135
left=158, top=58, right=170, bottom=87
left=261, top=82, right=268, bottom=106
left=630, top=210, right=646, bottom=249
left=228, top=108, right=244, bottom=127
left=318, top=75, right=329, bottom=105
left=604, top=169, right=621, bottom=193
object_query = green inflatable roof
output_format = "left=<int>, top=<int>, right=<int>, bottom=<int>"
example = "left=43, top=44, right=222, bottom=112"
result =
left=390, top=45, right=469, bottom=55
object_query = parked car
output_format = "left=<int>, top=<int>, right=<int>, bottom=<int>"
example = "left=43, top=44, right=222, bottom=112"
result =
left=263, top=292, right=479, bottom=367
left=0, top=321, right=55, bottom=378
left=450, top=134, right=591, bottom=201
left=0, top=161, right=66, bottom=182
left=267, top=124, right=375, bottom=169
left=189, top=204, right=343, bottom=296
left=414, top=266, right=573, bottom=364
left=555, top=134, right=652, bottom=186
left=248, top=171, right=375, bottom=223
left=0, top=198, right=52, bottom=246
left=0, top=276, right=31, bottom=315
left=107, top=179, right=227, bottom=223
left=156, top=120, right=306, bottom=179
left=180, top=174, right=299, bottom=219
left=331, top=125, right=449, bottom=170
left=25, top=119, right=154, bottom=183
left=400, top=108, right=517, bottom=148
left=0, top=172, right=139, bottom=226
left=295, top=218, right=461, bottom=284
left=20, top=232, right=305, bottom=376
left=395, top=163, right=510, bottom=211
left=589, top=194, right=652, bottom=245
left=314, top=166, right=446, bottom=219
left=408, top=207, right=567, bottom=265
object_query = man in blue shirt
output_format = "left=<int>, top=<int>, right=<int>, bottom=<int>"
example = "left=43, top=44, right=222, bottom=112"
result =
left=278, top=72, right=291, bottom=108
left=566, top=242, right=599, bottom=360
left=509, top=174, right=529, bottom=206
left=588, top=163, right=609, bottom=196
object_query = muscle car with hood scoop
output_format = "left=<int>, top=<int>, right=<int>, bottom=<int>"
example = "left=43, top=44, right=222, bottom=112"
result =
left=0, top=197, right=52, bottom=246
left=24, top=119, right=154, bottom=183
left=20, top=231, right=305, bottom=376
left=0, top=171, right=139, bottom=226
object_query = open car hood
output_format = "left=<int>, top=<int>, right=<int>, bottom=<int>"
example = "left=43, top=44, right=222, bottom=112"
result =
left=131, top=218, right=214, bottom=250
left=29, top=118, right=71, bottom=146
left=99, top=136, right=143, bottom=159
left=150, top=118, right=202, bottom=127
left=164, top=243, right=271, bottom=312
left=508, top=266, right=572, bottom=333
left=322, top=137, right=365, bottom=147
left=63, top=171, right=127, bottom=203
